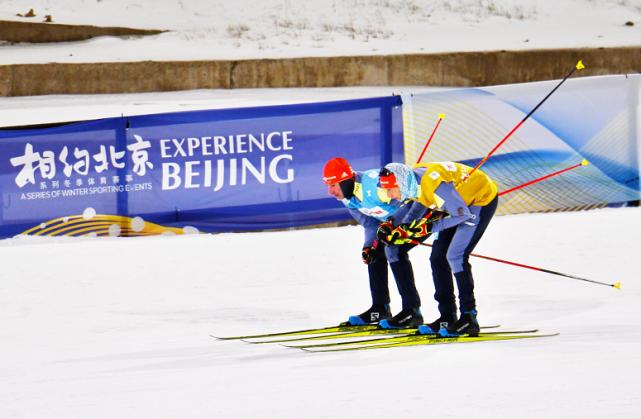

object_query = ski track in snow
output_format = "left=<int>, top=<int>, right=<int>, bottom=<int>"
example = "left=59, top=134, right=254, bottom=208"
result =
left=1, top=206, right=639, bottom=418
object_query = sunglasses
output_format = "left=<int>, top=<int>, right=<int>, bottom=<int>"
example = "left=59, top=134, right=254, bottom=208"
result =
left=379, top=167, right=393, bottom=178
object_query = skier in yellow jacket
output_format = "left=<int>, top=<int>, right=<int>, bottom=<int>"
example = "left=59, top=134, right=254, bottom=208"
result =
left=376, top=161, right=499, bottom=337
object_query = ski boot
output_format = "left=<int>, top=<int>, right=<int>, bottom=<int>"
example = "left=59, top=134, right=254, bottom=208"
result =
left=438, top=310, right=480, bottom=337
left=345, top=304, right=391, bottom=325
left=379, top=307, right=424, bottom=329
left=417, top=313, right=457, bottom=335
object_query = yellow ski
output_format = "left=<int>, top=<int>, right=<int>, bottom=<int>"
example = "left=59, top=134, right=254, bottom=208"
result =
left=302, top=333, right=559, bottom=353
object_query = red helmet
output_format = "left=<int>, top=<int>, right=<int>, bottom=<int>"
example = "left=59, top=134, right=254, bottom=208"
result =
left=323, top=158, right=354, bottom=185
left=379, top=167, right=398, bottom=188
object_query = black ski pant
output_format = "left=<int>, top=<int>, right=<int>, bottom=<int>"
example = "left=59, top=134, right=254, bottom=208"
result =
left=430, top=194, right=499, bottom=316
left=369, top=238, right=424, bottom=310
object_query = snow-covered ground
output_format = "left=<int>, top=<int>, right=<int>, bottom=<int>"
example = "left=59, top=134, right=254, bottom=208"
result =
left=1, top=206, right=639, bottom=418
left=1, top=1, right=640, bottom=418
left=0, top=0, right=640, bottom=65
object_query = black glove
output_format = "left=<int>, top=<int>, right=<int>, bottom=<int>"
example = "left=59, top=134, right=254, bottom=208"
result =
left=362, top=245, right=378, bottom=265
left=378, top=218, right=433, bottom=245
left=376, top=220, right=394, bottom=244
left=406, top=217, right=433, bottom=238
left=425, top=210, right=448, bottom=223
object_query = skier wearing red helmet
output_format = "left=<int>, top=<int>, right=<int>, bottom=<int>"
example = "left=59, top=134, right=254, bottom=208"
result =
left=323, top=157, right=430, bottom=328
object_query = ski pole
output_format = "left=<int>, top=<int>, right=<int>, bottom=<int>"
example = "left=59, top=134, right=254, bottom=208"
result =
left=468, top=60, right=585, bottom=178
left=407, top=240, right=620, bottom=289
left=416, top=113, right=444, bottom=164
left=498, top=160, right=588, bottom=197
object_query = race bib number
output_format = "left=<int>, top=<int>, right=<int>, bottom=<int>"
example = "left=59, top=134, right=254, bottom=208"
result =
left=358, top=206, right=389, bottom=218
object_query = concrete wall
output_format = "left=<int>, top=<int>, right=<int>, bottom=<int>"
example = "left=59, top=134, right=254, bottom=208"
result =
left=1, top=47, right=639, bottom=97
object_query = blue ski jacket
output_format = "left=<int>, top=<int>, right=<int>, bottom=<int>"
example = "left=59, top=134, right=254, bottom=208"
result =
left=342, top=169, right=418, bottom=248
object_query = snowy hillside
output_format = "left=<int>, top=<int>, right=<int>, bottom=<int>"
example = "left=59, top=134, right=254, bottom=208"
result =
left=0, top=0, right=640, bottom=64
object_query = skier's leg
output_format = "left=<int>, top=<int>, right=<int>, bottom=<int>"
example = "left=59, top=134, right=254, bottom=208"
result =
left=430, top=227, right=457, bottom=316
left=385, top=241, right=421, bottom=309
left=368, top=240, right=391, bottom=306
left=447, top=195, right=499, bottom=313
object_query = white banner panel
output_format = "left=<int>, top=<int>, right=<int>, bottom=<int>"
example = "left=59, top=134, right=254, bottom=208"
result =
left=402, top=74, right=641, bottom=214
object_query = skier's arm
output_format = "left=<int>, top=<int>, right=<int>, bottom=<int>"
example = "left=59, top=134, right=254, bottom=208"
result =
left=347, top=207, right=380, bottom=247
left=431, top=182, right=475, bottom=233
left=401, top=200, right=430, bottom=225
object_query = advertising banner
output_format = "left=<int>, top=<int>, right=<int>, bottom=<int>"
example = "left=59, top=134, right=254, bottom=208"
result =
left=402, top=74, right=641, bottom=215
left=0, top=96, right=403, bottom=239
left=3, top=73, right=638, bottom=241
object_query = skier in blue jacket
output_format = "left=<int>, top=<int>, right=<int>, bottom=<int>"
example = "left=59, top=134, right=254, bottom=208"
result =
left=323, top=157, right=429, bottom=328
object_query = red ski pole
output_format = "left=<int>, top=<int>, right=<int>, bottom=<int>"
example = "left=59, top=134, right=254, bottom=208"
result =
left=416, top=113, right=444, bottom=164
left=468, top=61, right=585, bottom=178
left=408, top=240, right=619, bottom=289
left=499, top=160, right=588, bottom=197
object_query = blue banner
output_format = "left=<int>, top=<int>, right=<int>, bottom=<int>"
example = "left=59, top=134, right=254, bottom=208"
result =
left=0, top=96, right=403, bottom=238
